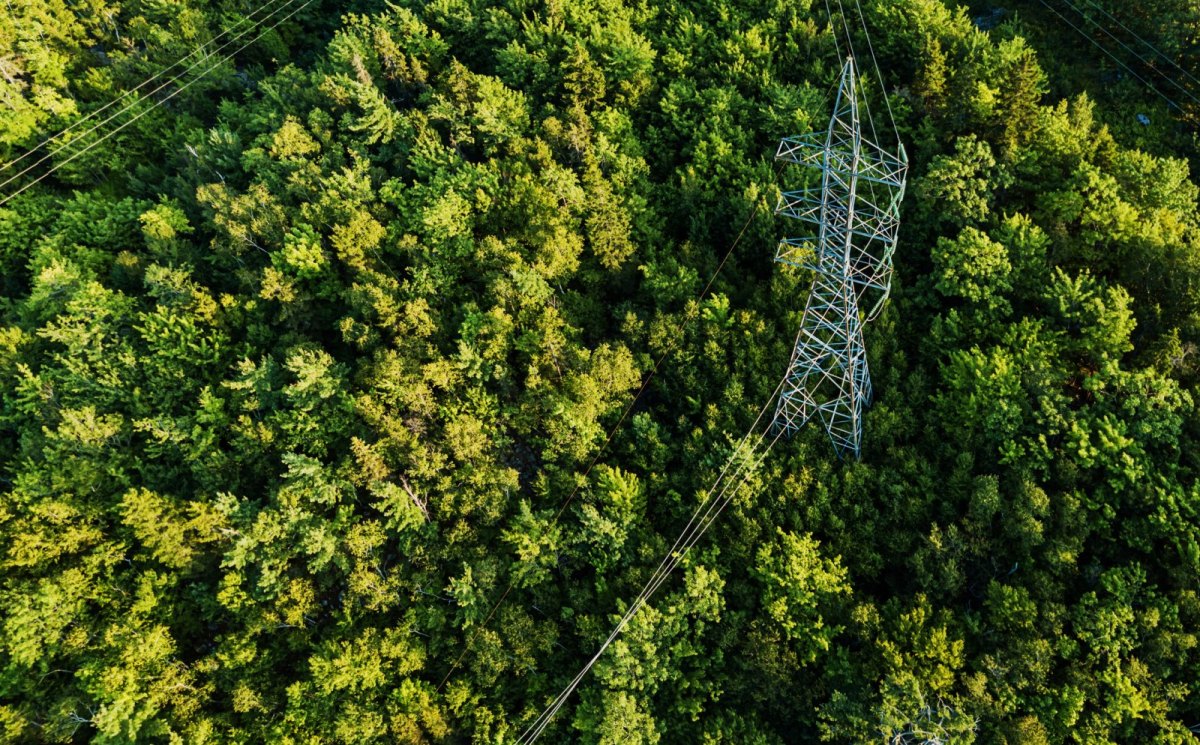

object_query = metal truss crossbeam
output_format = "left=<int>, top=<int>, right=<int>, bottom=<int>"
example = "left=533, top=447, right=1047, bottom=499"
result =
left=772, top=56, right=909, bottom=459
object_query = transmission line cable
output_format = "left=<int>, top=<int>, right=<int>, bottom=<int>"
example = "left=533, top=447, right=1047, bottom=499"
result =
left=832, top=0, right=883, bottom=153
left=1034, top=0, right=1183, bottom=112
left=609, top=374, right=788, bottom=628
left=435, top=48, right=862, bottom=702
left=519, top=375, right=790, bottom=740
left=519, top=427, right=779, bottom=743
left=521, top=424, right=787, bottom=742
left=822, top=0, right=845, bottom=61
left=628, top=433, right=776, bottom=621
left=0, top=0, right=313, bottom=207
left=0, top=0, right=297, bottom=177
left=850, top=0, right=902, bottom=140
left=1060, top=0, right=1200, bottom=107
left=1077, top=0, right=1200, bottom=90
left=433, top=160, right=786, bottom=695
left=518, top=391, right=789, bottom=743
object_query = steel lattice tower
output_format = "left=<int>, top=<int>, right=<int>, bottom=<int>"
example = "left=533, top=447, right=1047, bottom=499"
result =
left=773, top=57, right=909, bottom=459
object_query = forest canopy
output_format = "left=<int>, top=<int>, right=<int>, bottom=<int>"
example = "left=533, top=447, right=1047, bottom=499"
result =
left=1, top=0, right=1199, bottom=742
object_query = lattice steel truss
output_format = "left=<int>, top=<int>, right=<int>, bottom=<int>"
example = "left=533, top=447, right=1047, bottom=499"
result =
left=772, top=56, right=909, bottom=459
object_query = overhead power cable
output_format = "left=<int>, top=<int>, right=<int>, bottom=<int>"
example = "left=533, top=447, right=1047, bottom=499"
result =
left=0, top=0, right=298, bottom=177
left=823, top=0, right=845, bottom=61
left=825, top=0, right=901, bottom=147
left=832, top=0, right=883, bottom=148
left=516, top=9, right=908, bottom=734
left=613, top=375, right=789, bottom=621
left=518, top=376, right=789, bottom=743
left=442, top=0, right=894, bottom=710
left=1077, top=0, right=1200, bottom=91
left=1060, top=0, right=1200, bottom=108
left=1034, top=0, right=1183, bottom=113
left=520, top=431, right=784, bottom=743
left=850, top=0, right=902, bottom=141
left=0, top=0, right=314, bottom=207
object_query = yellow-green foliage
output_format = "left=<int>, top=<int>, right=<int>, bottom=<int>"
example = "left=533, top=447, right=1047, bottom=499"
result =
left=1, top=0, right=1198, bottom=743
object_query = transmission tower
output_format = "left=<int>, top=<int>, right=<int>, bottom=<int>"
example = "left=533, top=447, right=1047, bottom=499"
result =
left=772, top=56, right=908, bottom=459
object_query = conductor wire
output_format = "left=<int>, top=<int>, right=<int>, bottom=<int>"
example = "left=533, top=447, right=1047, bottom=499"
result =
left=0, top=0, right=305, bottom=197
left=518, top=369, right=789, bottom=742
left=0, top=0, right=295, bottom=175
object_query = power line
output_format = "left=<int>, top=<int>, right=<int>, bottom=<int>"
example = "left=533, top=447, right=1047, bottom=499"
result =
left=850, top=0, right=902, bottom=140
left=518, top=392, right=788, bottom=743
left=434, top=65, right=854, bottom=695
left=1034, top=0, right=1183, bottom=113
left=1060, top=0, right=1200, bottom=108
left=1077, top=0, right=1200, bottom=91
left=822, top=0, right=903, bottom=144
left=612, top=375, right=789, bottom=621
left=0, top=0, right=296, bottom=176
left=522, top=432, right=784, bottom=743
left=0, top=0, right=305, bottom=195
left=520, top=424, right=780, bottom=742
left=832, top=0, right=883, bottom=150
left=434, top=160, right=786, bottom=694
left=822, top=0, right=845, bottom=61
left=833, top=0, right=875, bottom=148
left=0, top=0, right=314, bottom=207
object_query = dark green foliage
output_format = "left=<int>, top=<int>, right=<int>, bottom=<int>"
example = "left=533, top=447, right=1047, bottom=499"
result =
left=1, top=0, right=1199, bottom=743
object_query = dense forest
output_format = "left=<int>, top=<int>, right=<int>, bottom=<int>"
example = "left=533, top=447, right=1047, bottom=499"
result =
left=1, top=0, right=1199, bottom=741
